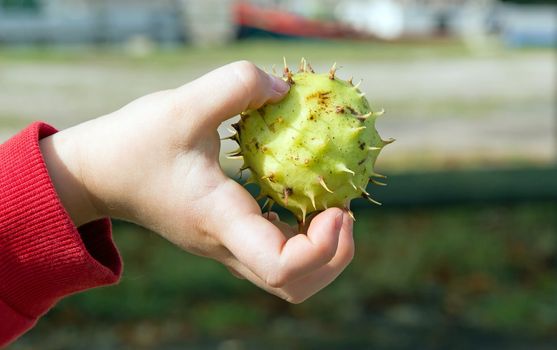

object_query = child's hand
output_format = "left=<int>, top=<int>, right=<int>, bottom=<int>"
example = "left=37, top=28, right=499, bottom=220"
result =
left=40, top=61, right=354, bottom=303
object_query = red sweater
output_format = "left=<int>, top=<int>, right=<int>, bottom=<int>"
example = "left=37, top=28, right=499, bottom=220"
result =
left=0, top=122, right=122, bottom=347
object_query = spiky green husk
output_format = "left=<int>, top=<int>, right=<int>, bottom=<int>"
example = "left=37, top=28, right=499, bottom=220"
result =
left=230, top=60, right=391, bottom=222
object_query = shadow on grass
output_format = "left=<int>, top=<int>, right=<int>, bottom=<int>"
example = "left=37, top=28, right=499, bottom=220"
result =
left=13, top=199, right=557, bottom=349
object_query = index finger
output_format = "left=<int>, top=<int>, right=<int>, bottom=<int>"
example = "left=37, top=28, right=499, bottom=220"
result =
left=206, top=179, right=344, bottom=288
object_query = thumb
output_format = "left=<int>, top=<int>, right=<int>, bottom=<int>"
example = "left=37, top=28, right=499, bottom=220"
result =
left=174, top=61, right=290, bottom=129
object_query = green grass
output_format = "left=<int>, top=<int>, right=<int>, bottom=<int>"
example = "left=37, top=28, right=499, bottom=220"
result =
left=0, top=39, right=548, bottom=67
left=0, top=114, right=32, bottom=129
left=13, top=201, right=557, bottom=349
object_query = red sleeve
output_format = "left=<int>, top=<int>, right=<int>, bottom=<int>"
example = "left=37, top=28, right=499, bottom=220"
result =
left=0, top=122, right=122, bottom=347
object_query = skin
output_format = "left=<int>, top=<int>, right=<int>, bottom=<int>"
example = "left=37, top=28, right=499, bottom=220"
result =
left=39, top=61, right=354, bottom=304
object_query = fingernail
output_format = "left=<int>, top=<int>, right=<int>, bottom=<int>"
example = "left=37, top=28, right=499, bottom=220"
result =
left=265, top=211, right=279, bottom=221
left=335, top=211, right=344, bottom=232
left=271, top=76, right=290, bottom=94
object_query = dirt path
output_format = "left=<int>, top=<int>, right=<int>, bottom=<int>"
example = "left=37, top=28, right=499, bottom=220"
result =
left=1, top=52, right=554, bottom=171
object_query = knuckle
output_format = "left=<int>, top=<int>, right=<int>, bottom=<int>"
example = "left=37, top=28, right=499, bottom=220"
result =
left=231, top=60, right=261, bottom=92
left=286, top=295, right=308, bottom=304
left=167, top=89, right=184, bottom=116
left=266, top=273, right=287, bottom=289
left=232, top=59, right=258, bottom=72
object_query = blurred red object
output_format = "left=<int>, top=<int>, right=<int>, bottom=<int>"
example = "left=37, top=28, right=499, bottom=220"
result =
left=234, top=2, right=363, bottom=39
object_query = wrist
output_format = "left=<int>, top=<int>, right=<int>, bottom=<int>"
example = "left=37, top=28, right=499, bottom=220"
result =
left=40, top=128, right=103, bottom=227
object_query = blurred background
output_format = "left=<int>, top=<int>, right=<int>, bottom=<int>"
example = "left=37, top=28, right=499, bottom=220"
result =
left=1, top=0, right=555, bottom=349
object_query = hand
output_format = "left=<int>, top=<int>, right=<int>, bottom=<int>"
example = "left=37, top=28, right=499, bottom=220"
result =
left=40, top=61, right=355, bottom=303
